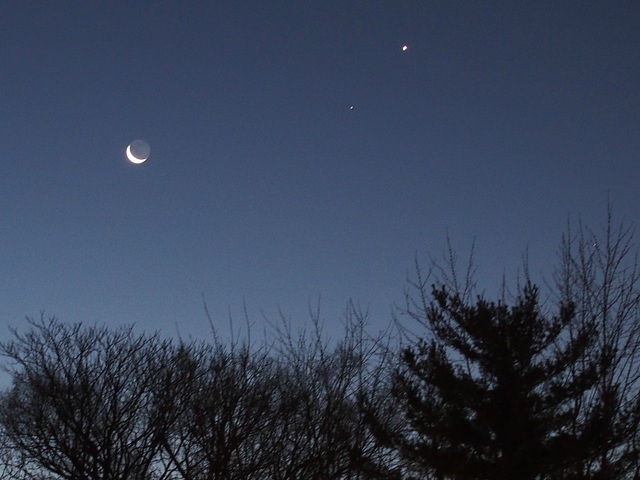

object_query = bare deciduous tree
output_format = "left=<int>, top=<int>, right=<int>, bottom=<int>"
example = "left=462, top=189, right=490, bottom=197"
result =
left=269, top=302, right=401, bottom=479
left=157, top=339, right=278, bottom=480
left=0, top=316, right=176, bottom=480
left=554, top=207, right=640, bottom=478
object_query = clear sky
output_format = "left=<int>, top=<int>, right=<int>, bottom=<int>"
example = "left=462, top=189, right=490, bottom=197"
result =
left=1, top=1, right=638, bottom=344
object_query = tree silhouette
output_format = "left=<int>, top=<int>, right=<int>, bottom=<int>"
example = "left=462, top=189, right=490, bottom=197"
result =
left=0, top=317, right=176, bottom=480
left=385, top=280, right=597, bottom=480
left=266, top=303, right=401, bottom=479
left=157, top=340, right=279, bottom=480
left=554, top=208, right=640, bottom=478
left=3, top=209, right=638, bottom=479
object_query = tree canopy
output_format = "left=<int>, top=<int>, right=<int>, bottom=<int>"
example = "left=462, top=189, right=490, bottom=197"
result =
left=388, top=282, right=597, bottom=479
left=2, top=211, right=639, bottom=479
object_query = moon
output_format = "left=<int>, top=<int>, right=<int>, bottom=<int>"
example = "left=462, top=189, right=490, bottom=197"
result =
left=126, top=145, right=146, bottom=164
left=126, top=139, right=150, bottom=164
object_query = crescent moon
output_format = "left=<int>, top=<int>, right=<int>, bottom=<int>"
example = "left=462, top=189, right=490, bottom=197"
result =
left=126, top=145, right=147, bottom=164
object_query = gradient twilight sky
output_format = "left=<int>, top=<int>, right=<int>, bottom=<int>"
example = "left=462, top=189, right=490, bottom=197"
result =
left=1, top=1, right=638, bottom=344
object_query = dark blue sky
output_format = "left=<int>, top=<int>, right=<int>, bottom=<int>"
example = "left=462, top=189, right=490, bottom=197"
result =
left=1, top=1, right=638, bottom=343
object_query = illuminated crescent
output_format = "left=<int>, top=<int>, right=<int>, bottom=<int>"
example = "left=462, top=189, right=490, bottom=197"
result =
left=126, top=145, right=147, bottom=164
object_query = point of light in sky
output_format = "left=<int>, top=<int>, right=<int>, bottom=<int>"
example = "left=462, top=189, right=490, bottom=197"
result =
left=402, top=45, right=408, bottom=51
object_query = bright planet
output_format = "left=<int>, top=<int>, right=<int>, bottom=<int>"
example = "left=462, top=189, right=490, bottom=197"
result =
left=126, top=139, right=150, bottom=164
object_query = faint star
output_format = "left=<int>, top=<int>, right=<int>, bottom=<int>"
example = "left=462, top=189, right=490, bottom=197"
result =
left=349, top=105, right=354, bottom=110
left=402, top=45, right=408, bottom=51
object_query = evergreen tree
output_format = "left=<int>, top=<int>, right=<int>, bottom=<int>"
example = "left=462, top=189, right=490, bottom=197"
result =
left=390, top=282, right=597, bottom=480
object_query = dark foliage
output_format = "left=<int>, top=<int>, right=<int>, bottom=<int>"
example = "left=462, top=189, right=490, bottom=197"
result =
left=384, top=282, right=598, bottom=480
